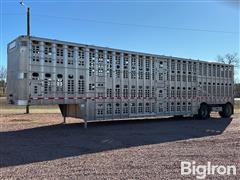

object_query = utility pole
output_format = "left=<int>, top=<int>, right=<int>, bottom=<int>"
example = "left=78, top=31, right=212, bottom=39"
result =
left=20, top=0, right=30, bottom=114
left=27, top=7, right=30, bottom=36
left=26, top=7, right=30, bottom=114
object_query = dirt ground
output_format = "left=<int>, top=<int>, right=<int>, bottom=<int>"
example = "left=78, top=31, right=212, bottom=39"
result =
left=0, top=111, right=239, bottom=179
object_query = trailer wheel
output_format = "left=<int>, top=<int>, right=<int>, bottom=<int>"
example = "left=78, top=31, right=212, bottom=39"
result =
left=219, top=103, right=233, bottom=118
left=198, top=103, right=210, bottom=119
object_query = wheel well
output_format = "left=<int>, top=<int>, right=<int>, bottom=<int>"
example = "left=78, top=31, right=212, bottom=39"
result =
left=199, top=102, right=212, bottom=112
left=199, top=102, right=210, bottom=110
left=225, top=102, right=233, bottom=106
left=221, top=102, right=233, bottom=109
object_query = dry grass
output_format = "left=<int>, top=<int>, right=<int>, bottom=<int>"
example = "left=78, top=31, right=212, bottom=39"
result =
left=0, top=97, right=59, bottom=114
left=234, top=99, right=240, bottom=113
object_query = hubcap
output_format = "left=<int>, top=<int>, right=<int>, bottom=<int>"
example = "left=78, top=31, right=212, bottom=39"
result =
left=202, top=109, right=207, bottom=117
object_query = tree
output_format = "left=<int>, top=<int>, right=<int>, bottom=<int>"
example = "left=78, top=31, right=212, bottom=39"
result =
left=217, top=53, right=239, bottom=83
left=0, top=66, right=7, bottom=96
left=0, top=66, right=6, bottom=81
left=217, top=53, right=239, bottom=67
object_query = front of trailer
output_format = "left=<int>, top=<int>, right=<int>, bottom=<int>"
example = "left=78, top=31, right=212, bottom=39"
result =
left=7, top=36, right=88, bottom=126
left=7, top=36, right=30, bottom=106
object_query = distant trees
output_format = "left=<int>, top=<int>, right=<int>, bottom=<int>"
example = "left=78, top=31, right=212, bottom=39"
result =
left=217, top=53, right=239, bottom=66
left=0, top=66, right=7, bottom=96
left=217, top=53, right=240, bottom=98
left=0, top=66, right=6, bottom=80
left=217, top=53, right=239, bottom=83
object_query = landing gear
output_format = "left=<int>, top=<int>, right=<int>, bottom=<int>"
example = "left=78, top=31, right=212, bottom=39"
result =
left=26, top=105, right=30, bottom=114
left=219, top=103, right=233, bottom=118
left=198, top=103, right=210, bottom=119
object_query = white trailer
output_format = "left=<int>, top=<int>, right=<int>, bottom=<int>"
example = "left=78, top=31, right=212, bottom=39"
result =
left=7, top=35, right=234, bottom=126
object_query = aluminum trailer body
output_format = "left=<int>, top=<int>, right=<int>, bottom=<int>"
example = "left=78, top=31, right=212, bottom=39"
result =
left=7, top=35, right=234, bottom=123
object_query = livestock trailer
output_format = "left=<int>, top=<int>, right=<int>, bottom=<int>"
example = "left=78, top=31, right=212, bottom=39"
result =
left=7, top=35, right=234, bottom=126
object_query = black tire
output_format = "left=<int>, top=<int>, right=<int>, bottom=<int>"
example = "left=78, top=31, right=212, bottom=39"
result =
left=219, top=103, right=233, bottom=118
left=198, top=103, right=210, bottom=119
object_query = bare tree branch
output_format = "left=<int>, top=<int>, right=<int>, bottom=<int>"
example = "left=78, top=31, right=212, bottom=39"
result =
left=216, top=53, right=239, bottom=83
left=217, top=53, right=239, bottom=67
left=0, top=66, right=7, bottom=81
left=217, top=55, right=225, bottom=64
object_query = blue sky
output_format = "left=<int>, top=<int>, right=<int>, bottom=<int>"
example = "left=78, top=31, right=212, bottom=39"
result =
left=1, top=0, right=239, bottom=69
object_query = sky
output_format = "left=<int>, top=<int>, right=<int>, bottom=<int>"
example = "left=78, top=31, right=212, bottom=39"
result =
left=0, top=0, right=239, bottom=71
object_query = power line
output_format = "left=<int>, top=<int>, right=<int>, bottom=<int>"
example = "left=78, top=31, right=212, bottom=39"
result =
left=30, top=13, right=240, bottom=34
left=2, top=13, right=238, bottom=34
left=3, top=0, right=240, bottom=3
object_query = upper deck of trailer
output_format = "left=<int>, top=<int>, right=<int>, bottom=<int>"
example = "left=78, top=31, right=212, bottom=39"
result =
left=8, top=35, right=234, bottom=69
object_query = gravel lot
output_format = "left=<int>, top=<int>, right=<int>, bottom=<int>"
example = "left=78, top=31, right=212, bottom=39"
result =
left=0, top=113, right=239, bottom=179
